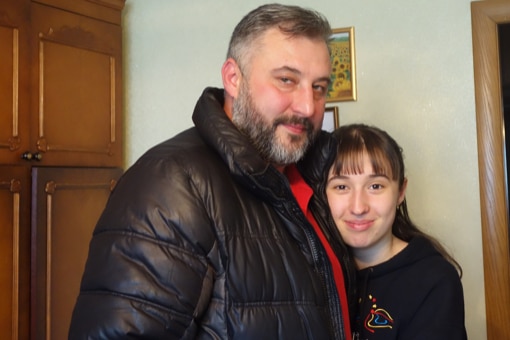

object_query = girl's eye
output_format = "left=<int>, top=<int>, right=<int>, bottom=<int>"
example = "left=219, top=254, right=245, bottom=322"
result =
left=370, top=184, right=383, bottom=190
left=332, top=184, right=347, bottom=191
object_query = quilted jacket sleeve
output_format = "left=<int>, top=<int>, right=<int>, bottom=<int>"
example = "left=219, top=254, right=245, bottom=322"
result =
left=68, top=148, right=216, bottom=339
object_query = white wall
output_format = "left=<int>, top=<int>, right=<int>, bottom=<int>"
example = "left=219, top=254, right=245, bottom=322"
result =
left=123, top=0, right=486, bottom=338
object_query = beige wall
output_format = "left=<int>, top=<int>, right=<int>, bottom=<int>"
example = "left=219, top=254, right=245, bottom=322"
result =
left=123, top=0, right=486, bottom=338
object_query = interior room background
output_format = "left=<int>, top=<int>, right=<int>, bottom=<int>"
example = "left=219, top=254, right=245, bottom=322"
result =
left=123, top=0, right=485, bottom=338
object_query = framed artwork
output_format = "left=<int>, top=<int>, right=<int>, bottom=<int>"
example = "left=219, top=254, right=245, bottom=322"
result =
left=327, top=27, right=357, bottom=102
left=322, top=106, right=339, bottom=132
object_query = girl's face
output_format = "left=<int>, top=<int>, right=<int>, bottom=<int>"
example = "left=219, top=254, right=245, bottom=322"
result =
left=326, top=153, right=407, bottom=262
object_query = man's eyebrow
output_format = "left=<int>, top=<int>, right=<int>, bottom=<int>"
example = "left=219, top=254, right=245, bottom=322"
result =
left=272, top=66, right=331, bottom=84
left=272, top=65, right=301, bottom=75
left=317, top=76, right=331, bottom=85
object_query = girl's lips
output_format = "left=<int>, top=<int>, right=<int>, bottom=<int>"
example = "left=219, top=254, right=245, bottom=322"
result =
left=345, top=220, right=373, bottom=231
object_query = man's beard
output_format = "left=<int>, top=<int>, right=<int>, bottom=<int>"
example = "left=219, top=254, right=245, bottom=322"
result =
left=232, top=82, right=319, bottom=167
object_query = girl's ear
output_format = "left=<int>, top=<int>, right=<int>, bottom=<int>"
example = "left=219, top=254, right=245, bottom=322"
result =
left=222, top=58, right=242, bottom=99
left=398, top=178, right=408, bottom=205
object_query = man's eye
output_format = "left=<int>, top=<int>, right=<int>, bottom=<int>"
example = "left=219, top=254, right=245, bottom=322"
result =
left=313, top=85, right=328, bottom=97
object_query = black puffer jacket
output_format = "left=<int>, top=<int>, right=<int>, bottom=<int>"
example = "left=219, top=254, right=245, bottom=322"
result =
left=69, top=87, right=351, bottom=339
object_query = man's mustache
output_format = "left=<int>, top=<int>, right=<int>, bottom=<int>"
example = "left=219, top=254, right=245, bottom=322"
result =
left=273, top=116, right=314, bottom=132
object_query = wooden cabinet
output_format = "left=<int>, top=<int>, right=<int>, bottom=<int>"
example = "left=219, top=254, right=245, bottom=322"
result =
left=0, top=0, right=125, bottom=338
left=31, top=167, right=123, bottom=340
left=0, top=166, right=30, bottom=340
left=0, top=0, right=123, bottom=167
left=0, top=1, right=30, bottom=165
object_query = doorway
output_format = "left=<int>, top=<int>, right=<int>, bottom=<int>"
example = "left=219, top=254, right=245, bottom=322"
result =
left=471, top=1, right=510, bottom=339
left=501, top=23, right=510, bottom=213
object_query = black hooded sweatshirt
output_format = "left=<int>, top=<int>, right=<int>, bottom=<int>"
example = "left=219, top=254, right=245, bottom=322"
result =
left=352, top=236, right=467, bottom=340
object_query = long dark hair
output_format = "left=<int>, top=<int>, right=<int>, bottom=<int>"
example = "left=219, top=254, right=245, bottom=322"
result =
left=330, top=123, right=463, bottom=277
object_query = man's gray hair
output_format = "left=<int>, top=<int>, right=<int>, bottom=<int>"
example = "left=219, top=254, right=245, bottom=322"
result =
left=227, top=4, right=332, bottom=72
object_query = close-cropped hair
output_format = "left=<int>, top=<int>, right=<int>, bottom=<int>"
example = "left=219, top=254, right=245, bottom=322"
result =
left=226, top=3, right=332, bottom=72
left=330, top=123, right=463, bottom=277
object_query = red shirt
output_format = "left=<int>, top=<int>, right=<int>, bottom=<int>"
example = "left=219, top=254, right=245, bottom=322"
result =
left=285, top=164, right=352, bottom=337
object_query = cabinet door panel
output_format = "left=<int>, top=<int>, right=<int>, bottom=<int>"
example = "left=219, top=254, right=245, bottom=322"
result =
left=31, top=0, right=124, bottom=25
left=31, top=4, right=123, bottom=167
left=31, top=167, right=123, bottom=340
left=0, top=166, right=30, bottom=340
left=0, top=2, right=30, bottom=164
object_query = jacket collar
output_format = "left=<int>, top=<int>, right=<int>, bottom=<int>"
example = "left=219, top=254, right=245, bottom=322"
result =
left=192, top=87, right=286, bottom=202
left=192, top=87, right=336, bottom=203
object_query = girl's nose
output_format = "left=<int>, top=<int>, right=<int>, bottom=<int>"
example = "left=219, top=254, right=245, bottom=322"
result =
left=350, top=191, right=369, bottom=215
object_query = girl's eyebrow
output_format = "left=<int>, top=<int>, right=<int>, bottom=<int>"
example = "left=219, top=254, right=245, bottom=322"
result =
left=369, top=173, right=390, bottom=180
left=330, top=173, right=389, bottom=179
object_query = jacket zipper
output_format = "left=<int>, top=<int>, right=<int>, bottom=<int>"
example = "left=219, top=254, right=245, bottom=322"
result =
left=292, top=204, right=346, bottom=340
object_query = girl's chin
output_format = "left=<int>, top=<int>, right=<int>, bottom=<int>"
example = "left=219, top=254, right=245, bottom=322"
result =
left=345, top=239, right=372, bottom=250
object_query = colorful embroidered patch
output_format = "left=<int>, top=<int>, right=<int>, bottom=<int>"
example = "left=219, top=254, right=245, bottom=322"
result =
left=364, top=295, right=394, bottom=333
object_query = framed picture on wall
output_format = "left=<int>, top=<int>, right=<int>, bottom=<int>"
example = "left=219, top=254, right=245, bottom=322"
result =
left=322, top=106, right=339, bottom=132
left=327, top=27, right=357, bottom=102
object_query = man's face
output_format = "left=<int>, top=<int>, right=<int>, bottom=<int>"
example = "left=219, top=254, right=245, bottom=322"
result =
left=231, top=28, right=331, bottom=167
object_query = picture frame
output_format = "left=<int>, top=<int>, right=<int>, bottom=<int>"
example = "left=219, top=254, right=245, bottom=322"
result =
left=327, top=27, right=357, bottom=102
left=322, top=106, right=339, bottom=132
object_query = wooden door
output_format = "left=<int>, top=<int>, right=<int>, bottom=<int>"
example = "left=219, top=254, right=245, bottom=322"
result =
left=0, top=166, right=30, bottom=340
left=30, top=167, right=122, bottom=340
left=471, top=1, right=510, bottom=338
left=0, top=1, right=30, bottom=164
left=29, top=3, right=123, bottom=167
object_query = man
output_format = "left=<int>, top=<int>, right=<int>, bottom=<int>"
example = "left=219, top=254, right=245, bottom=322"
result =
left=69, top=4, right=352, bottom=339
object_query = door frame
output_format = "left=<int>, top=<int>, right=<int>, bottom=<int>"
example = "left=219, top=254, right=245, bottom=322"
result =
left=471, top=1, right=510, bottom=338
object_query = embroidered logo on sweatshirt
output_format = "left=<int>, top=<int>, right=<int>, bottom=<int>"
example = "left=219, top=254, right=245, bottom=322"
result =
left=363, top=294, right=394, bottom=333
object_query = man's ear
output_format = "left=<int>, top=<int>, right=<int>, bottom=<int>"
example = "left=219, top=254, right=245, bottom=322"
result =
left=222, top=58, right=242, bottom=98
